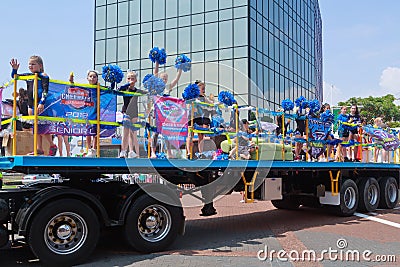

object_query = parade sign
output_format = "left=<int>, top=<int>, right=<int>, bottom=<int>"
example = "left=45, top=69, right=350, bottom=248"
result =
left=154, top=95, right=187, bottom=149
left=363, top=125, right=400, bottom=151
left=40, top=81, right=116, bottom=136
left=308, top=116, right=332, bottom=159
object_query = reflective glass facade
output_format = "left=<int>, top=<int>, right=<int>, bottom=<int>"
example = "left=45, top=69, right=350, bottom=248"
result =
left=94, top=0, right=322, bottom=110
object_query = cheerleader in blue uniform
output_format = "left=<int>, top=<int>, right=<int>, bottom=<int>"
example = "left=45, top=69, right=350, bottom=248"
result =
left=10, top=56, right=58, bottom=156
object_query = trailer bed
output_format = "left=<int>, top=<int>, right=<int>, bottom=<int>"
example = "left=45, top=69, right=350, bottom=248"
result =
left=0, top=156, right=398, bottom=174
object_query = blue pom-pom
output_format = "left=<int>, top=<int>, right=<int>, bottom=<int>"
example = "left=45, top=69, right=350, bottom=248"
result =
left=211, top=115, right=224, bottom=128
left=102, top=65, right=124, bottom=88
left=215, top=154, right=229, bottom=160
left=218, top=91, right=236, bottom=106
left=281, top=99, right=294, bottom=112
left=158, top=48, right=167, bottom=65
left=143, top=74, right=166, bottom=95
left=182, top=83, right=200, bottom=100
left=175, top=54, right=192, bottom=72
left=295, top=96, right=307, bottom=108
left=149, top=47, right=167, bottom=65
left=301, top=100, right=309, bottom=110
left=309, top=99, right=320, bottom=114
left=320, top=110, right=334, bottom=122
left=142, top=74, right=153, bottom=84
left=156, top=152, right=167, bottom=159
left=149, top=47, right=160, bottom=63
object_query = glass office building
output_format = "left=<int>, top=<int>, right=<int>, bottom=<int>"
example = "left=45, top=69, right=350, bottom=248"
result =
left=94, top=0, right=323, bottom=110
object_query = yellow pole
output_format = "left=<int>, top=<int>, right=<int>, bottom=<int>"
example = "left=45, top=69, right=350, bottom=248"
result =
left=33, top=73, right=39, bottom=156
left=281, top=113, right=285, bottom=161
left=12, top=75, right=18, bottom=156
left=394, top=147, right=396, bottom=163
left=190, top=102, right=194, bottom=160
left=96, top=82, right=101, bottom=157
left=147, top=106, right=151, bottom=159
left=305, top=117, right=309, bottom=162
left=235, top=104, right=239, bottom=160
left=255, top=108, right=259, bottom=160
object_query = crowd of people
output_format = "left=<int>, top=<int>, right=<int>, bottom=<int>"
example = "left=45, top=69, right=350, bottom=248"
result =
left=279, top=102, right=394, bottom=163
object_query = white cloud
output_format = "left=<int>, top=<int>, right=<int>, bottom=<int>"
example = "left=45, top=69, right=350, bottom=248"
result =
left=379, top=67, right=400, bottom=97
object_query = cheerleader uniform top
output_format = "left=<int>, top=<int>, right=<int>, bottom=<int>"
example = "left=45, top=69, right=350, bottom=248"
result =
left=337, top=113, right=349, bottom=131
left=118, top=83, right=147, bottom=118
left=11, top=69, right=49, bottom=108
left=348, top=113, right=361, bottom=132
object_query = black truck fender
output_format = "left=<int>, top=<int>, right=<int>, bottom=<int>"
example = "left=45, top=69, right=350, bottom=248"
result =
left=118, top=183, right=183, bottom=224
left=15, top=186, right=110, bottom=236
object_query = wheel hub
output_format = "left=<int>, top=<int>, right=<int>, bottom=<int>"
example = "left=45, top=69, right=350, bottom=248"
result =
left=139, top=208, right=161, bottom=234
left=45, top=213, right=87, bottom=255
left=56, top=224, right=72, bottom=240
left=145, top=215, right=158, bottom=230
left=137, top=205, right=172, bottom=243
left=344, top=187, right=356, bottom=209
left=367, top=185, right=378, bottom=205
left=388, top=184, right=397, bottom=202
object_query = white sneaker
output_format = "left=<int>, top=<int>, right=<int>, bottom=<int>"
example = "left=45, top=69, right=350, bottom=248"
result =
left=119, top=150, right=127, bottom=158
left=128, top=151, right=138, bottom=158
left=86, top=149, right=96, bottom=158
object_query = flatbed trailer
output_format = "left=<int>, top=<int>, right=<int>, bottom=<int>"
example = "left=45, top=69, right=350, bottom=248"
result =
left=0, top=156, right=399, bottom=265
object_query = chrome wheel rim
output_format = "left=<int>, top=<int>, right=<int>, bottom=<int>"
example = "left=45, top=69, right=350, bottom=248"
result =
left=137, top=204, right=171, bottom=243
left=388, top=183, right=397, bottom=203
left=344, top=187, right=356, bottom=209
left=367, top=183, right=379, bottom=206
left=44, top=212, right=87, bottom=255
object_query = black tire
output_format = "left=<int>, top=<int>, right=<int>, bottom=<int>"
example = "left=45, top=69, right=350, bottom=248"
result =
left=271, top=195, right=300, bottom=210
left=124, top=194, right=183, bottom=253
left=28, top=199, right=100, bottom=266
left=335, top=179, right=358, bottom=216
left=378, top=177, right=399, bottom=209
left=357, top=177, right=380, bottom=212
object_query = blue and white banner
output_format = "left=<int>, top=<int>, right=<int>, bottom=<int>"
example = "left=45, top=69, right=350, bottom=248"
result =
left=40, top=81, right=117, bottom=136
left=308, top=116, right=332, bottom=159
left=363, top=125, right=400, bottom=151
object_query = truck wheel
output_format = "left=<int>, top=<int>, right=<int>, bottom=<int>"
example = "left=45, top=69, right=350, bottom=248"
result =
left=271, top=196, right=300, bottom=210
left=336, top=179, right=358, bottom=216
left=357, top=177, right=380, bottom=212
left=28, top=199, right=100, bottom=266
left=124, top=194, right=183, bottom=253
left=378, top=177, right=398, bottom=209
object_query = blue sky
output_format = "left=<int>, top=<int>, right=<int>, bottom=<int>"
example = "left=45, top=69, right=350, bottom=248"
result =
left=320, top=0, right=400, bottom=105
left=1, top=1, right=400, bottom=105
left=0, top=1, right=94, bottom=98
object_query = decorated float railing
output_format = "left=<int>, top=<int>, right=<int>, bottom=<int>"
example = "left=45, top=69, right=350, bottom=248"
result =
left=3, top=73, right=400, bottom=163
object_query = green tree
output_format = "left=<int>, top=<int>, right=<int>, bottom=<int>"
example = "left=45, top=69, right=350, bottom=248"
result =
left=338, top=94, right=400, bottom=124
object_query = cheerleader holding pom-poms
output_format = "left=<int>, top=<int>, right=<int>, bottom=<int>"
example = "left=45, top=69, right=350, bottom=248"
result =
left=102, top=64, right=124, bottom=90
left=175, top=54, right=191, bottom=72
left=149, top=48, right=191, bottom=158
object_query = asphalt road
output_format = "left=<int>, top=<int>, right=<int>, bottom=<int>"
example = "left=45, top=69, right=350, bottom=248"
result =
left=1, top=193, right=399, bottom=266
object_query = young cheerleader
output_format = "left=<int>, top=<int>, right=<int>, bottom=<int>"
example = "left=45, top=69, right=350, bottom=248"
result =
left=85, top=70, right=100, bottom=157
left=336, top=106, right=349, bottom=161
left=348, top=104, right=362, bottom=162
left=10, top=56, right=58, bottom=156
left=150, top=61, right=183, bottom=158
left=118, top=71, right=147, bottom=158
